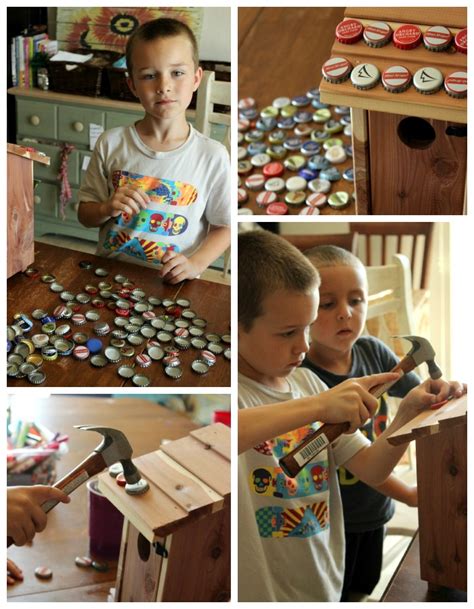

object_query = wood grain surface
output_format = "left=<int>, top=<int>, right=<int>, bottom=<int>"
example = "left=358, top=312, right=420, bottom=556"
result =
left=7, top=242, right=230, bottom=387
left=7, top=396, right=198, bottom=602
left=238, top=7, right=356, bottom=215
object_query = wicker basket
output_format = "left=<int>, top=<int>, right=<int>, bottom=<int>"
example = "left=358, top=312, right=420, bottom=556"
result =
left=48, top=49, right=121, bottom=97
left=106, top=67, right=136, bottom=102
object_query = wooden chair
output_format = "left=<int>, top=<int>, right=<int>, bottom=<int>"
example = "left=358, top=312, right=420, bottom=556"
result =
left=194, top=70, right=231, bottom=152
left=195, top=71, right=231, bottom=278
left=280, top=232, right=358, bottom=254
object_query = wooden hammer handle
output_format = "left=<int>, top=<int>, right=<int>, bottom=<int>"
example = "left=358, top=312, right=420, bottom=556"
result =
left=279, top=355, right=417, bottom=478
left=7, top=451, right=105, bottom=548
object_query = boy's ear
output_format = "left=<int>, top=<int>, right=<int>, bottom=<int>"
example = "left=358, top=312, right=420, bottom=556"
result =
left=193, top=66, right=203, bottom=92
left=126, top=74, right=139, bottom=98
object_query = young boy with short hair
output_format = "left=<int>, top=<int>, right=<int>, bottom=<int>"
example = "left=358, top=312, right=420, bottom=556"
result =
left=303, top=245, right=420, bottom=600
left=238, top=230, right=464, bottom=602
left=78, top=18, right=230, bottom=284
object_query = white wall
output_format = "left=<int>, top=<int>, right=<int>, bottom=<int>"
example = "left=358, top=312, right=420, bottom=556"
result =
left=200, top=7, right=230, bottom=61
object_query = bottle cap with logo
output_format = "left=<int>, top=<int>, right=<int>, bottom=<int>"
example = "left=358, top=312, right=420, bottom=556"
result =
left=321, top=57, right=353, bottom=83
left=393, top=24, right=422, bottom=50
left=413, top=67, right=444, bottom=94
left=444, top=71, right=467, bottom=98
left=382, top=65, right=412, bottom=93
left=423, top=25, right=452, bottom=51
left=363, top=21, right=392, bottom=47
left=454, top=28, right=467, bottom=54
left=335, top=19, right=364, bottom=44
left=351, top=63, right=380, bottom=90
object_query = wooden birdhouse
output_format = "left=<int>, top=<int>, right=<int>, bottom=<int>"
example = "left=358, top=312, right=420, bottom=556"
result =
left=98, top=423, right=230, bottom=602
left=7, top=143, right=50, bottom=278
left=320, top=7, right=467, bottom=215
left=388, top=394, right=467, bottom=591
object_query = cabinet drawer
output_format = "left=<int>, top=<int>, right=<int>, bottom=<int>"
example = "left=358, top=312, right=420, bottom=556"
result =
left=106, top=110, right=141, bottom=130
left=63, top=188, right=81, bottom=222
left=19, top=140, right=80, bottom=186
left=58, top=106, right=105, bottom=146
left=17, top=98, right=57, bottom=139
left=33, top=181, right=57, bottom=216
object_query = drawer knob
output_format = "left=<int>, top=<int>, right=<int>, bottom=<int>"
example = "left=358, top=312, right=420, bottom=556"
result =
left=30, top=115, right=41, bottom=126
left=34, top=195, right=41, bottom=205
left=73, top=121, right=84, bottom=133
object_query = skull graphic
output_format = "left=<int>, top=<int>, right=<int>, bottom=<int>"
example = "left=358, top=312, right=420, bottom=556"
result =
left=252, top=468, right=272, bottom=494
left=149, top=213, right=163, bottom=233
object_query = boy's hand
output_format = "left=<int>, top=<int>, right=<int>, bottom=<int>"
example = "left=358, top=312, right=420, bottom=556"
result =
left=7, top=486, right=71, bottom=546
left=398, top=379, right=466, bottom=423
left=7, top=559, right=23, bottom=585
left=321, top=372, right=401, bottom=433
left=160, top=251, right=203, bottom=284
left=104, top=185, right=149, bottom=218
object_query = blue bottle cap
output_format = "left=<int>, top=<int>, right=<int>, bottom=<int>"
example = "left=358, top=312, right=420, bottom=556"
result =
left=277, top=117, right=295, bottom=129
left=308, top=154, right=331, bottom=171
left=247, top=142, right=267, bottom=156
left=291, top=94, right=310, bottom=107
left=311, top=99, right=330, bottom=109
left=239, top=107, right=258, bottom=120
left=300, top=141, right=321, bottom=156
left=306, top=87, right=321, bottom=99
left=298, top=168, right=319, bottom=181
left=319, top=167, right=342, bottom=182
left=283, top=137, right=303, bottom=151
left=345, top=145, right=353, bottom=157
left=256, top=117, right=277, bottom=131
left=343, top=167, right=354, bottom=182
left=86, top=338, right=103, bottom=354
left=294, top=110, right=313, bottom=124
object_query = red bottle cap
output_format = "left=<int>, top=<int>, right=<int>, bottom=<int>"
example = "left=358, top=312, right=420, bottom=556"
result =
left=363, top=21, right=393, bottom=47
left=266, top=202, right=288, bottom=215
left=335, top=19, right=364, bottom=44
left=262, top=162, right=284, bottom=178
left=393, top=24, right=422, bottom=50
left=444, top=71, right=467, bottom=98
left=382, top=65, right=412, bottom=93
left=321, top=56, right=353, bottom=83
left=454, top=28, right=467, bottom=54
left=423, top=25, right=452, bottom=51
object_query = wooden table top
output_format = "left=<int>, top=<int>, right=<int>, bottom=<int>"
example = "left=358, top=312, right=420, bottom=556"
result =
left=7, top=243, right=230, bottom=387
left=382, top=533, right=467, bottom=602
left=7, top=396, right=199, bottom=602
left=238, top=7, right=356, bottom=216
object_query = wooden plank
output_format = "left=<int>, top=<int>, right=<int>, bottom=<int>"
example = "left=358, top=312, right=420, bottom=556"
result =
left=351, top=107, right=370, bottom=214
left=345, top=7, right=467, bottom=29
left=136, top=451, right=224, bottom=512
left=387, top=394, right=467, bottom=446
left=98, top=471, right=189, bottom=542
left=190, top=422, right=231, bottom=461
left=7, top=143, right=50, bottom=165
left=159, top=508, right=230, bottom=602
left=161, top=436, right=230, bottom=498
left=417, top=423, right=467, bottom=590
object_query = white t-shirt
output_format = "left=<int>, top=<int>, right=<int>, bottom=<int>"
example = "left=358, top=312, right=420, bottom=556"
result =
left=78, top=124, right=230, bottom=268
left=238, top=368, right=370, bottom=602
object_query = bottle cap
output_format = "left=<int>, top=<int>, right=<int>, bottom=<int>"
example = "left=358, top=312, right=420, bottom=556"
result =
left=363, top=21, right=392, bottom=47
left=413, top=67, right=444, bottom=94
left=321, top=57, right=353, bottom=83
left=266, top=202, right=288, bottom=215
left=454, top=28, right=467, bottom=54
left=393, top=24, right=422, bottom=50
left=444, top=71, right=467, bottom=98
left=423, top=25, right=452, bottom=51
left=328, top=192, right=351, bottom=209
left=335, top=19, right=363, bottom=44
left=299, top=206, right=320, bottom=215
left=382, top=65, right=412, bottom=93
left=350, top=63, right=380, bottom=90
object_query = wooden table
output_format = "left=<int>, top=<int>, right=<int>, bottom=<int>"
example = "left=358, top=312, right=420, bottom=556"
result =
left=7, top=243, right=230, bottom=387
left=382, top=533, right=467, bottom=602
left=238, top=7, right=356, bottom=215
left=7, top=396, right=199, bottom=602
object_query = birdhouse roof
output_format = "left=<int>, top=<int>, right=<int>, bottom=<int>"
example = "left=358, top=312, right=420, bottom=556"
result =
left=98, top=423, right=230, bottom=541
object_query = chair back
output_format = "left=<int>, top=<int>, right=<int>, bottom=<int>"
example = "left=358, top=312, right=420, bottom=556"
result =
left=194, top=71, right=231, bottom=152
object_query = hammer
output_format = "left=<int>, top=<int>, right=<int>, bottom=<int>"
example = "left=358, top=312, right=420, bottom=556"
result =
left=7, top=425, right=143, bottom=547
left=279, top=335, right=442, bottom=478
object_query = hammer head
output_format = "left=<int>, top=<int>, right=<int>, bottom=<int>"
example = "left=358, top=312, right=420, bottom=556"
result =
left=396, top=335, right=443, bottom=379
left=74, top=425, right=141, bottom=484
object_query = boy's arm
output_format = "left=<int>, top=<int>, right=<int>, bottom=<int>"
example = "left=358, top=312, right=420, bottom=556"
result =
left=372, top=474, right=417, bottom=507
left=78, top=186, right=150, bottom=228
left=160, top=224, right=230, bottom=284
left=344, top=378, right=465, bottom=486
left=238, top=372, right=399, bottom=454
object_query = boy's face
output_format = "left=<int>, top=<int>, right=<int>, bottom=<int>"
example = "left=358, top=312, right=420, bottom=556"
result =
left=310, top=264, right=368, bottom=357
left=239, top=288, right=319, bottom=385
left=127, top=35, right=202, bottom=121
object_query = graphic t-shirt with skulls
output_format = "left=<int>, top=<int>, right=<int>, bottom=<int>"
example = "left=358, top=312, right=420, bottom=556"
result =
left=238, top=368, right=370, bottom=602
left=78, top=124, right=230, bottom=268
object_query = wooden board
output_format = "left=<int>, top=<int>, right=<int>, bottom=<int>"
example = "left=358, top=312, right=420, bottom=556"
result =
left=345, top=7, right=466, bottom=29
left=387, top=394, right=467, bottom=446
left=97, top=424, right=230, bottom=539
left=320, top=8, right=467, bottom=123
left=190, top=422, right=231, bottom=461
left=417, top=422, right=467, bottom=590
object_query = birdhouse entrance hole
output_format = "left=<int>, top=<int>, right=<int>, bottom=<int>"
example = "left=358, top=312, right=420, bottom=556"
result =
left=137, top=532, right=151, bottom=562
left=397, top=117, right=436, bottom=150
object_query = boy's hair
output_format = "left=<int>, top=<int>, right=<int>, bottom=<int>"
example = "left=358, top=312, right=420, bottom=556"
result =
left=239, top=230, right=320, bottom=331
left=305, top=244, right=366, bottom=276
left=126, top=18, right=199, bottom=76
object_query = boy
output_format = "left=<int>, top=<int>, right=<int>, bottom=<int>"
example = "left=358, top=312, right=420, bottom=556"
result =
left=78, top=18, right=230, bottom=284
left=303, top=245, right=419, bottom=600
left=238, top=230, right=464, bottom=602
left=7, top=485, right=70, bottom=585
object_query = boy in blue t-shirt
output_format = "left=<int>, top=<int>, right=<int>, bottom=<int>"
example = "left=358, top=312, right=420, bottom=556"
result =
left=303, top=244, right=420, bottom=600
